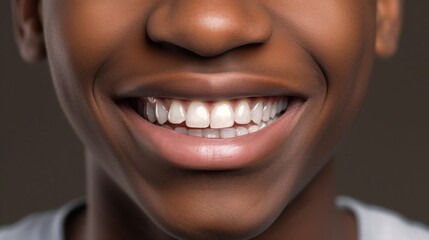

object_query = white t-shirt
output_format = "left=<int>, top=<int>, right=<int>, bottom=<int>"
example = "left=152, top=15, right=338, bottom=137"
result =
left=1, top=197, right=429, bottom=240
left=336, top=196, right=429, bottom=240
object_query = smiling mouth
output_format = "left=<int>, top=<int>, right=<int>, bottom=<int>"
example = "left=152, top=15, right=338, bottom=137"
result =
left=112, top=72, right=310, bottom=169
left=125, top=96, right=295, bottom=139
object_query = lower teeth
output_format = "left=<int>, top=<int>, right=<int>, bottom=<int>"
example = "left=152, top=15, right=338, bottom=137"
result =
left=159, top=116, right=279, bottom=139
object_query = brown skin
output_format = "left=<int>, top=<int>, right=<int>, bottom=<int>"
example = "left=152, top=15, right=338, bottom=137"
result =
left=12, top=0, right=402, bottom=239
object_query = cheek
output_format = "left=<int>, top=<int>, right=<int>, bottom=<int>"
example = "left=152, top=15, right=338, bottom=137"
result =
left=299, top=1, right=376, bottom=100
left=281, top=0, right=376, bottom=81
left=42, top=0, right=170, bottom=205
left=45, top=0, right=149, bottom=78
left=292, top=0, right=376, bottom=135
left=267, top=0, right=376, bottom=125
left=266, top=0, right=377, bottom=182
left=42, top=1, right=153, bottom=143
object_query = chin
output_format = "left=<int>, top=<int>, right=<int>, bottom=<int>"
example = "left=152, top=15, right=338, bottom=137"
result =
left=156, top=204, right=278, bottom=240
left=127, top=175, right=294, bottom=240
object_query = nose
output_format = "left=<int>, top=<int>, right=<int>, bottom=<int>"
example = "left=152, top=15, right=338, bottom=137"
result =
left=146, top=0, right=272, bottom=57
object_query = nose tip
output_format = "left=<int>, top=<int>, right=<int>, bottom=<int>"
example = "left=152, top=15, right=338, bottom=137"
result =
left=146, top=1, right=272, bottom=57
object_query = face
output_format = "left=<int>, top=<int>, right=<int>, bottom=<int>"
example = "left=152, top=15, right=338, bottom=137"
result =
left=15, top=0, right=402, bottom=239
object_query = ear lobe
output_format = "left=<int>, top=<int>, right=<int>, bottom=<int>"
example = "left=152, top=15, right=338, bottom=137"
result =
left=375, top=0, right=403, bottom=58
left=12, top=0, right=46, bottom=62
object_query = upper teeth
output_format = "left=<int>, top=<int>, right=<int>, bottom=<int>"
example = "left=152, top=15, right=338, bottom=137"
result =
left=187, top=101, right=210, bottom=128
left=137, top=97, right=289, bottom=137
left=168, top=100, right=187, bottom=124
left=210, top=101, right=235, bottom=129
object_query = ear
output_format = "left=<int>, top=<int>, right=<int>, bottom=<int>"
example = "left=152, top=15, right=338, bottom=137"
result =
left=11, top=0, right=46, bottom=62
left=375, top=0, right=403, bottom=58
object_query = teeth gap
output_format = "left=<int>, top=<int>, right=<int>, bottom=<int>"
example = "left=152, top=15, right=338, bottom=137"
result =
left=133, top=96, right=291, bottom=138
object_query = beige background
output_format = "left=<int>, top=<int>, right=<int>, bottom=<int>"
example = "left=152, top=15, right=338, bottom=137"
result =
left=1, top=1, right=429, bottom=226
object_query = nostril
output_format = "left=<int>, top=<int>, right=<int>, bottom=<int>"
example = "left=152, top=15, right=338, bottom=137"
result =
left=146, top=0, right=272, bottom=57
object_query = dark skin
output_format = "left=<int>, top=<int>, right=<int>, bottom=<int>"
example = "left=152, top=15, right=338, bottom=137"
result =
left=12, top=0, right=402, bottom=239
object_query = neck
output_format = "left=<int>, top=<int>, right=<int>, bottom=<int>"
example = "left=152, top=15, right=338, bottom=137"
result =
left=72, top=152, right=355, bottom=240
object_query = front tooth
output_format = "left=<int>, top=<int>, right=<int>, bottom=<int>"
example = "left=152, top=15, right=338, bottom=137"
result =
left=236, top=127, right=249, bottom=136
left=262, top=102, right=272, bottom=122
left=248, top=125, right=259, bottom=133
left=145, top=102, right=156, bottom=123
left=186, top=101, right=210, bottom=128
left=175, top=127, right=188, bottom=135
left=210, top=101, right=234, bottom=129
left=270, top=102, right=277, bottom=119
left=251, top=101, right=263, bottom=124
left=188, top=129, right=203, bottom=137
left=155, top=101, right=168, bottom=124
left=161, top=124, right=172, bottom=130
left=220, top=128, right=236, bottom=139
left=235, top=100, right=251, bottom=124
left=168, top=100, right=186, bottom=124
left=203, top=129, right=220, bottom=139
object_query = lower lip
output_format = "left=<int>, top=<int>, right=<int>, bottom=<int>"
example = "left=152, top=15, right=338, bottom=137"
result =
left=119, top=99, right=305, bottom=170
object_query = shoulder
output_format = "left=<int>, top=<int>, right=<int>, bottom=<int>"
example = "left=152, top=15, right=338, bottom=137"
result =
left=0, top=199, right=85, bottom=240
left=337, top=196, right=429, bottom=240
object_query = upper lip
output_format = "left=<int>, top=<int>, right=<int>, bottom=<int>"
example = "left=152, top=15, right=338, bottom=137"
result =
left=111, top=71, right=312, bottom=101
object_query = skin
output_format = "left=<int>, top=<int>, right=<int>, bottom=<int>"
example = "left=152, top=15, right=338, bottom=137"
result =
left=12, top=0, right=402, bottom=239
